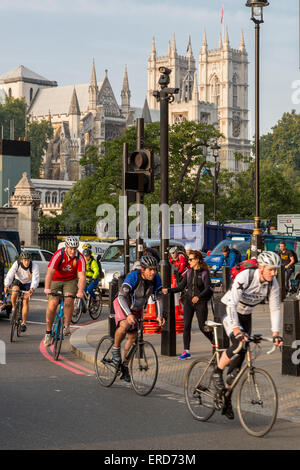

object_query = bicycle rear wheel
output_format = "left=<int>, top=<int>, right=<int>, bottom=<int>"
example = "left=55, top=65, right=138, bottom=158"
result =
left=94, top=335, right=118, bottom=387
left=237, top=367, right=278, bottom=437
left=129, top=341, right=158, bottom=396
left=89, top=290, right=103, bottom=320
left=71, top=298, right=83, bottom=324
left=52, top=317, right=64, bottom=361
left=184, top=359, right=216, bottom=421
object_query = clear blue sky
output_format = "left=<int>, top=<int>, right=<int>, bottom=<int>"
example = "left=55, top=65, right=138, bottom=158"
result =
left=0, top=0, right=298, bottom=137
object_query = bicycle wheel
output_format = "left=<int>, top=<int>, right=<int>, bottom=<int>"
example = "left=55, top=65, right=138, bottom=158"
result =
left=71, top=298, right=83, bottom=324
left=237, top=367, right=278, bottom=437
left=94, top=335, right=118, bottom=387
left=184, top=359, right=216, bottom=421
left=52, top=317, right=64, bottom=361
left=89, top=290, right=103, bottom=320
left=129, top=341, right=158, bottom=396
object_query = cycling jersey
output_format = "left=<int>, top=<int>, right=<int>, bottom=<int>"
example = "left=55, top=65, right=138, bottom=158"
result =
left=49, top=249, right=86, bottom=281
left=117, top=269, right=163, bottom=318
left=221, top=268, right=281, bottom=335
left=5, top=260, right=40, bottom=290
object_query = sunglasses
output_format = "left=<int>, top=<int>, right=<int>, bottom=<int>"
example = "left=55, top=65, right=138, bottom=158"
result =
left=188, top=258, right=195, bottom=261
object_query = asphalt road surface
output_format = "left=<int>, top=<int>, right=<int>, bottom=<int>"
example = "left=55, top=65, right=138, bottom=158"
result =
left=0, top=289, right=300, bottom=451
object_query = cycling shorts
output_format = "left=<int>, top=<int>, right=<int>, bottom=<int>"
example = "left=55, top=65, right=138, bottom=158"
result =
left=113, top=298, right=142, bottom=332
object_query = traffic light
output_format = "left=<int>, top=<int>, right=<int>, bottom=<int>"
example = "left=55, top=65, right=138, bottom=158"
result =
left=125, top=149, right=154, bottom=193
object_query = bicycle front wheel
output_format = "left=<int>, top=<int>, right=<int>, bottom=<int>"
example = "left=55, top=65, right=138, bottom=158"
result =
left=71, top=298, right=83, bottom=324
left=52, top=317, right=64, bottom=361
left=184, top=359, right=216, bottom=421
left=89, top=290, right=103, bottom=320
left=94, top=335, right=118, bottom=387
left=237, top=367, right=278, bottom=437
left=129, top=341, right=158, bottom=396
left=10, top=305, right=18, bottom=342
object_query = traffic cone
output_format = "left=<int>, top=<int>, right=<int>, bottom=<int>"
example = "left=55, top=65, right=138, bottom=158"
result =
left=172, top=274, right=184, bottom=333
left=144, top=296, right=161, bottom=334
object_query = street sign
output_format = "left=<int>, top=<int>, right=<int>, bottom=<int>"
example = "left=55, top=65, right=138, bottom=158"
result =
left=277, top=214, right=300, bottom=236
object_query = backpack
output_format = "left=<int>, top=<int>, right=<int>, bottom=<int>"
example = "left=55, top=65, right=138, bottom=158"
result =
left=232, top=248, right=242, bottom=264
left=96, top=254, right=104, bottom=279
left=231, top=258, right=258, bottom=282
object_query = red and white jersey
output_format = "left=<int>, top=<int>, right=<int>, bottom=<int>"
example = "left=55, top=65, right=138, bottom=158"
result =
left=48, top=249, right=86, bottom=281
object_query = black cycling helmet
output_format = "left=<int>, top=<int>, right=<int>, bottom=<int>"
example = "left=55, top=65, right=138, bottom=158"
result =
left=83, top=248, right=92, bottom=257
left=19, top=251, right=31, bottom=261
left=140, top=255, right=158, bottom=270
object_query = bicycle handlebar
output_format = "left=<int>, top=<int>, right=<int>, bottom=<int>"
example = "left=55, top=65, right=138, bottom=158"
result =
left=232, top=334, right=278, bottom=356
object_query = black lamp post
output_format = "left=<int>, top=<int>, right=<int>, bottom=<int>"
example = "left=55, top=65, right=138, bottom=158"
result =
left=210, top=140, right=221, bottom=222
left=246, top=0, right=269, bottom=257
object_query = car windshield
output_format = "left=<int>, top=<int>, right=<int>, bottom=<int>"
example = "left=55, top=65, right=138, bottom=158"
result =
left=210, top=240, right=250, bottom=257
left=101, top=245, right=136, bottom=263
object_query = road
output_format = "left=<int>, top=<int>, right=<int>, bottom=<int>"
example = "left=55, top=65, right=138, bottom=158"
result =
left=0, top=289, right=300, bottom=451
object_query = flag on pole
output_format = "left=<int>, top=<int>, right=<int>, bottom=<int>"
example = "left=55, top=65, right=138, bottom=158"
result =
left=221, top=5, right=224, bottom=24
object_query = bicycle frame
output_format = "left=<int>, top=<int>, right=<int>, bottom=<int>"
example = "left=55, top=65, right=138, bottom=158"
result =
left=52, top=300, right=65, bottom=340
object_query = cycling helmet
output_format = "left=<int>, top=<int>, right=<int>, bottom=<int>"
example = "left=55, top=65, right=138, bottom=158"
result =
left=83, top=248, right=92, bottom=257
left=140, top=255, right=158, bottom=270
left=169, top=247, right=178, bottom=255
left=19, top=251, right=31, bottom=260
left=82, top=243, right=92, bottom=250
left=65, top=236, right=79, bottom=248
left=257, top=251, right=281, bottom=268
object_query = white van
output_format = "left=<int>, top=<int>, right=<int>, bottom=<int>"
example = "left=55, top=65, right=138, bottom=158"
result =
left=57, top=240, right=111, bottom=259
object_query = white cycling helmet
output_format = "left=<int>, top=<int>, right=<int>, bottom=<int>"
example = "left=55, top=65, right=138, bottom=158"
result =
left=257, top=251, right=281, bottom=268
left=65, top=236, right=79, bottom=248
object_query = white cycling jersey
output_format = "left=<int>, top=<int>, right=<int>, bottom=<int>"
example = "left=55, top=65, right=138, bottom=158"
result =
left=5, top=261, right=40, bottom=290
left=221, top=268, right=281, bottom=334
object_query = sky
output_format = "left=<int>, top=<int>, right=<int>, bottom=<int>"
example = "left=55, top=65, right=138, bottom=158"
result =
left=0, top=0, right=299, bottom=137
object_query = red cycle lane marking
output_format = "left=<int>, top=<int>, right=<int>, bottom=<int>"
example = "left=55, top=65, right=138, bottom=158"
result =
left=39, top=340, right=85, bottom=376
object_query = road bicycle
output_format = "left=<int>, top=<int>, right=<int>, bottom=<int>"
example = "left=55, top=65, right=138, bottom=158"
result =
left=94, top=317, right=159, bottom=396
left=71, top=281, right=103, bottom=324
left=10, top=289, right=30, bottom=342
left=184, top=320, right=279, bottom=437
left=48, top=292, right=76, bottom=361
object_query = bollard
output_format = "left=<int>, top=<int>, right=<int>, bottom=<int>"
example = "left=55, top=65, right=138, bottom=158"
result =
left=277, top=265, right=286, bottom=302
left=282, top=297, right=300, bottom=376
left=222, top=266, right=231, bottom=293
left=161, top=291, right=176, bottom=356
left=213, top=294, right=229, bottom=349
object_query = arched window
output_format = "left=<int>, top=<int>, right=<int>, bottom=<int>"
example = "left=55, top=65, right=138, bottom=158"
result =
left=233, top=74, right=238, bottom=108
left=210, top=76, right=220, bottom=106
left=45, top=191, right=51, bottom=204
left=60, top=192, right=65, bottom=203
left=8, top=88, right=12, bottom=97
left=52, top=192, right=57, bottom=205
left=30, top=88, right=33, bottom=102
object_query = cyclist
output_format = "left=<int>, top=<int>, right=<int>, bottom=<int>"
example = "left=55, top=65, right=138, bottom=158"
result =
left=213, top=251, right=283, bottom=420
left=83, top=248, right=100, bottom=302
left=212, top=245, right=240, bottom=274
left=43, top=236, right=86, bottom=347
left=277, top=241, right=296, bottom=292
left=112, top=255, right=164, bottom=382
left=169, top=246, right=189, bottom=284
left=4, top=251, right=40, bottom=332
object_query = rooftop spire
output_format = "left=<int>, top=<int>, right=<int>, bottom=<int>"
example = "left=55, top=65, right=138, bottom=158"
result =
left=90, top=58, right=97, bottom=87
left=187, top=34, right=193, bottom=56
left=240, top=29, right=246, bottom=52
left=223, top=25, right=230, bottom=49
left=201, top=29, right=208, bottom=52
left=151, top=36, right=156, bottom=58
left=69, top=87, right=80, bottom=115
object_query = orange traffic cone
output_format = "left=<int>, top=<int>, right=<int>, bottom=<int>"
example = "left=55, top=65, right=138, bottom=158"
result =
left=144, top=297, right=161, bottom=334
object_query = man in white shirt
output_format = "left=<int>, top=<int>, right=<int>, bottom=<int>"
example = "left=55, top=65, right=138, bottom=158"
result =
left=4, top=251, right=40, bottom=332
left=213, top=251, right=283, bottom=419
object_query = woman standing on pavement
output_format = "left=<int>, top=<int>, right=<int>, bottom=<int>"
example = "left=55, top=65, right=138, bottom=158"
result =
left=162, top=250, right=214, bottom=360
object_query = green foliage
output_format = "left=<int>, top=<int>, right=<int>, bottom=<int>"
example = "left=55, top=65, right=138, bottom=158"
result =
left=27, top=120, right=53, bottom=178
left=0, top=96, right=26, bottom=139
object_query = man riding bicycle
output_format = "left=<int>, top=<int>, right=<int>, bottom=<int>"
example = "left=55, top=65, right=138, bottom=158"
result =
left=112, top=255, right=164, bottom=382
left=83, top=248, right=100, bottom=301
left=43, top=236, right=86, bottom=347
left=213, top=251, right=283, bottom=420
left=4, top=251, right=40, bottom=332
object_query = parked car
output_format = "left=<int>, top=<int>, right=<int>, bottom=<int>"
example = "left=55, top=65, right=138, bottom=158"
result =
left=23, top=248, right=54, bottom=284
left=100, top=239, right=186, bottom=293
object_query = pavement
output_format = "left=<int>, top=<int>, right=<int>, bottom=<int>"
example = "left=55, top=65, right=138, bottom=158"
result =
left=70, top=302, right=300, bottom=424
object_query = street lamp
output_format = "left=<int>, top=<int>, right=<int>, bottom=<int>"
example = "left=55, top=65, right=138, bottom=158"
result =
left=210, top=140, right=221, bottom=221
left=246, top=0, right=269, bottom=257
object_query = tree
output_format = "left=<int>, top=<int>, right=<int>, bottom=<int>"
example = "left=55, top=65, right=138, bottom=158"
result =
left=27, top=120, right=53, bottom=178
left=0, top=96, right=26, bottom=139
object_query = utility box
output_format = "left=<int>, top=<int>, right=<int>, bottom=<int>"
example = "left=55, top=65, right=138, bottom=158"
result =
left=282, top=298, right=300, bottom=376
